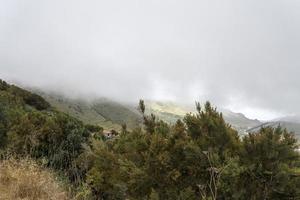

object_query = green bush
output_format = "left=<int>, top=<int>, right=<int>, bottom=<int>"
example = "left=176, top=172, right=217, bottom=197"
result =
left=0, top=80, right=92, bottom=184
left=1, top=80, right=299, bottom=199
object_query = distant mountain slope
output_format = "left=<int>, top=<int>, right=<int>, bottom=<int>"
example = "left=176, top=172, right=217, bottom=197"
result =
left=33, top=90, right=266, bottom=135
left=91, top=98, right=141, bottom=129
left=246, top=120, right=300, bottom=139
left=219, top=109, right=262, bottom=134
left=37, top=92, right=141, bottom=131
left=247, top=118, right=300, bottom=139
left=37, top=94, right=263, bottom=134
left=277, top=116, right=300, bottom=137
left=146, top=101, right=297, bottom=136
left=144, top=101, right=189, bottom=123
left=279, top=122, right=300, bottom=137
left=145, top=101, right=262, bottom=134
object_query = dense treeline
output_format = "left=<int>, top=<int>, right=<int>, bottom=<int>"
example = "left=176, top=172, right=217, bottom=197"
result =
left=0, top=80, right=300, bottom=199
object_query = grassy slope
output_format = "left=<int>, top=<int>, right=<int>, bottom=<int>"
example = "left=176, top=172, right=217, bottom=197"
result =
left=38, top=92, right=141, bottom=131
left=35, top=92, right=263, bottom=134
left=0, top=158, right=70, bottom=200
left=144, top=101, right=190, bottom=123
left=145, top=101, right=262, bottom=134
left=91, top=99, right=141, bottom=129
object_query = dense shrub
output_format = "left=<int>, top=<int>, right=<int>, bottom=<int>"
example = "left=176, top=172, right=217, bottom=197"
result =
left=238, top=127, right=300, bottom=199
left=9, top=85, right=51, bottom=110
left=77, top=101, right=300, bottom=200
left=0, top=80, right=91, bottom=183
left=0, top=80, right=299, bottom=199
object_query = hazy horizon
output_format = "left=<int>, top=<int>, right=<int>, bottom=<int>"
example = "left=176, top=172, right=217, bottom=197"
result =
left=1, top=0, right=300, bottom=120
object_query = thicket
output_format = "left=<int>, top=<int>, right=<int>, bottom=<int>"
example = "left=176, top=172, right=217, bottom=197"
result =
left=0, top=80, right=94, bottom=183
left=0, top=80, right=299, bottom=199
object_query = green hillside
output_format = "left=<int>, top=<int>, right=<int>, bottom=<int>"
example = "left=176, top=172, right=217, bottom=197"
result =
left=91, top=99, right=141, bottom=129
left=144, top=101, right=190, bottom=123
left=36, top=92, right=141, bottom=131
left=0, top=79, right=93, bottom=185
left=32, top=91, right=300, bottom=138
left=31, top=94, right=262, bottom=134
left=1, top=80, right=300, bottom=199
left=144, top=100, right=262, bottom=134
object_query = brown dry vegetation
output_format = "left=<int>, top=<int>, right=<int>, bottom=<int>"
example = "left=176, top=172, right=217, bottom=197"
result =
left=0, top=158, right=70, bottom=200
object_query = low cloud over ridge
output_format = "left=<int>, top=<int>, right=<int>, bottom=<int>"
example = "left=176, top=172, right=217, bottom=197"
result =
left=1, top=0, right=300, bottom=120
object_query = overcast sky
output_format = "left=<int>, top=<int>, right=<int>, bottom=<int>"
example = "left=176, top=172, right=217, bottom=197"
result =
left=1, top=0, right=300, bottom=120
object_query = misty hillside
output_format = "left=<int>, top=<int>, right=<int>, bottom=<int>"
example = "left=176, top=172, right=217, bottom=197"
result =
left=145, top=101, right=262, bottom=134
left=36, top=91, right=141, bottom=131
left=220, top=109, right=262, bottom=134
left=1, top=80, right=300, bottom=199
left=278, top=122, right=300, bottom=137
left=247, top=117, right=300, bottom=138
left=32, top=91, right=300, bottom=138
left=276, top=116, right=300, bottom=137
left=34, top=92, right=262, bottom=134
left=147, top=102, right=300, bottom=137
left=2, top=0, right=300, bottom=198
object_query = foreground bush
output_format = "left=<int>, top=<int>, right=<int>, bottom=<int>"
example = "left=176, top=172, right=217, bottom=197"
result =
left=1, top=80, right=299, bottom=199
left=77, top=101, right=300, bottom=199
left=0, top=80, right=93, bottom=183
left=0, top=158, right=69, bottom=200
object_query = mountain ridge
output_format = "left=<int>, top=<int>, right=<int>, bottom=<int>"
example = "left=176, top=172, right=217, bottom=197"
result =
left=33, top=91, right=265, bottom=134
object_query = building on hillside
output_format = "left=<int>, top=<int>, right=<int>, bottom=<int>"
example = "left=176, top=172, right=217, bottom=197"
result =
left=103, top=130, right=118, bottom=139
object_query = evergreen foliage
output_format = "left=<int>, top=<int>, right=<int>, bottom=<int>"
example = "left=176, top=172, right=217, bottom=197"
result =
left=78, top=101, right=300, bottom=199
left=0, top=80, right=90, bottom=182
left=0, top=79, right=299, bottom=199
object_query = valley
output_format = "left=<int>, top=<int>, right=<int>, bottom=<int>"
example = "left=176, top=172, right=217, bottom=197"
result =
left=35, top=90, right=300, bottom=139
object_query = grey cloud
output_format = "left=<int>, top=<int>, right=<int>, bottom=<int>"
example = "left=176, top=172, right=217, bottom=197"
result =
left=1, top=0, right=300, bottom=119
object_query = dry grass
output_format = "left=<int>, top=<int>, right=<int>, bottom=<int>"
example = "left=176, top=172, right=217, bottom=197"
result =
left=0, top=158, right=70, bottom=200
